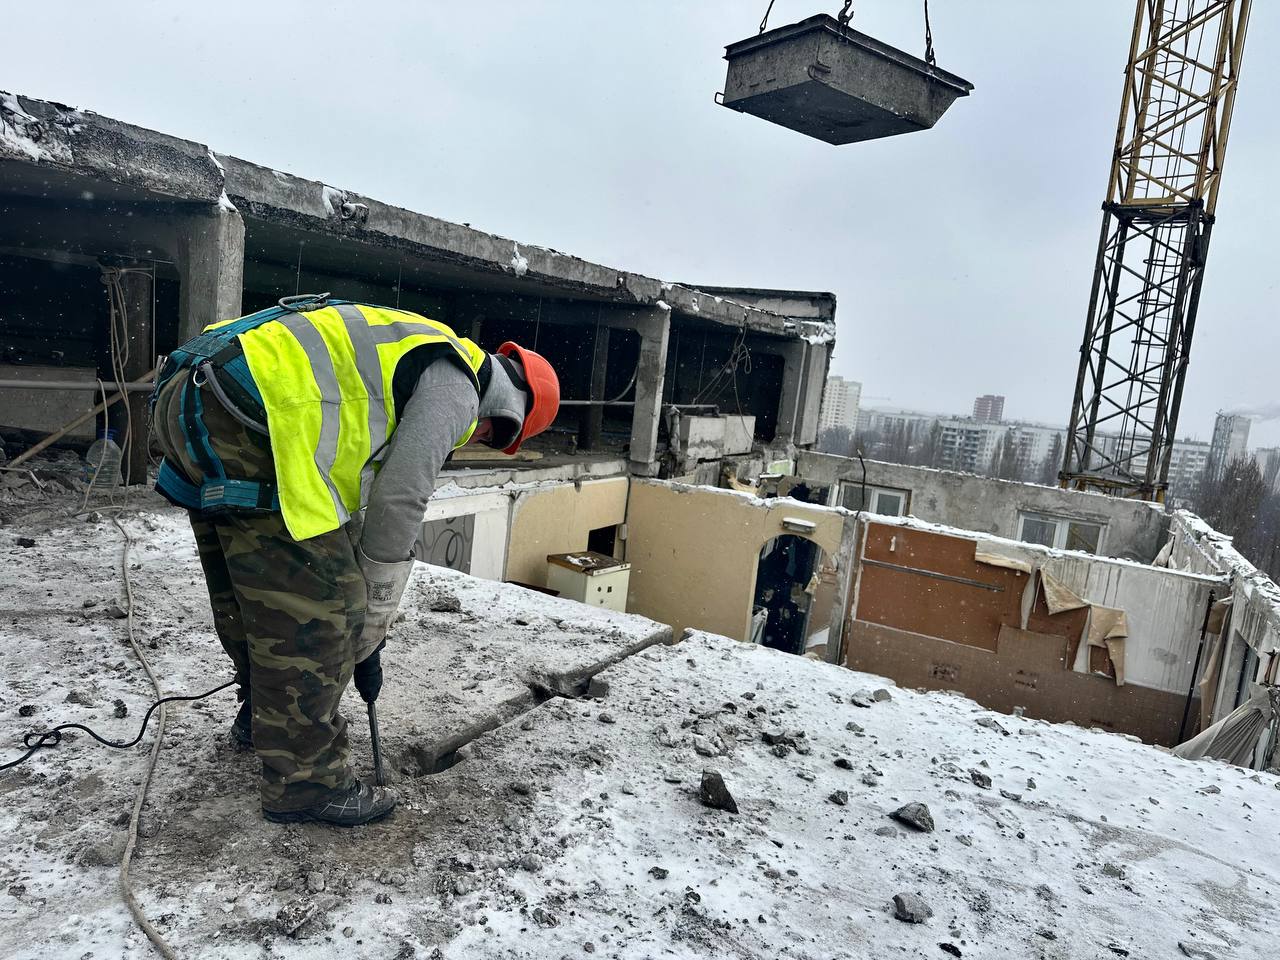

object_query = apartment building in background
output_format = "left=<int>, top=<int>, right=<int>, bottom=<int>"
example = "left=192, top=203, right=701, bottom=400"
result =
left=818, top=375, right=862, bottom=432
left=973, top=394, right=1005, bottom=423
left=1207, top=413, right=1252, bottom=484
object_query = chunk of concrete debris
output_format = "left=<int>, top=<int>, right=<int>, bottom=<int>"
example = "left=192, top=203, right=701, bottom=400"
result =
left=15, top=537, right=36, bottom=548
left=845, top=721, right=863, bottom=734
left=427, top=590, right=462, bottom=613
left=597, top=712, right=616, bottom=724
left=76, top=841, right=121, bottom=868
left=834, top=757, right=853, bottom=770
left=1178, top=941, right=1224, bottom=959
left=1102, top=863, right=1127, bottom=880
left=1197, top=784, right=1221, bottom=795
left=850, top=691, right=875, bottom=708
left=452, top=875, right=476, bottom=896
left=648, top=866, right=669, bottom=880
left=890, top=802, right=935, bottom=833
left=872, top=688, right=893, bottom=702
left=531, top=906, right=559, bottom=927
left=699, top=769, right=739, bottom=814
left=586, top=676, right=610, bottom=698
left=969, top=769, right=992, bottom=789
left=113, top=699, right=128, bottom=719
left=104, top=602, right=128, bottom=620
left=892, top=892, right=933, bottom=923
left=692, top=735, right=720, bottom=757
left=276, top=898, right=318, bottom=938
left=975, top=716, right=1010, bottom=736
left=828, top=790, right=849, bottom=806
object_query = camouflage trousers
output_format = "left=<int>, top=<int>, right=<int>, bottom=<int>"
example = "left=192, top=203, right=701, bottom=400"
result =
left=152, top=371, right=366, bottom=811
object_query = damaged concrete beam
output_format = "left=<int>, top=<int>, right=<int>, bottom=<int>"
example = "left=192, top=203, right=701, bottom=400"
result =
left=3, top=90, right=836, bottom=354
left=0, top=91, right=222, bottom=202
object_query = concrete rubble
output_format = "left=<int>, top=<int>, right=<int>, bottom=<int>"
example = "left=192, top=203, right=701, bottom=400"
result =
left=2, top=499, right=1279, bottom=958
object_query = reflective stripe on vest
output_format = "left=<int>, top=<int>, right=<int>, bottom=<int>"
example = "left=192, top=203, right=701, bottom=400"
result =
left=234, top=303, right=484, bottom=540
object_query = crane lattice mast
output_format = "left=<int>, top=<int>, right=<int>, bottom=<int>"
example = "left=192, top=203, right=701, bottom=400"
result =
left=1061, top=0, right=1251, bottom=501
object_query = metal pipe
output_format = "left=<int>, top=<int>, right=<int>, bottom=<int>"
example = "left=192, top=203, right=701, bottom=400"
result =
left=558, top=400, right=719, bottom=409
left=367, top=702, right=386, bottom=787
left=1178, top=589, right=1217, bottom=742
left=0, top=378, right=155, bottom=392
left=8, top=367, right=157, bottom=469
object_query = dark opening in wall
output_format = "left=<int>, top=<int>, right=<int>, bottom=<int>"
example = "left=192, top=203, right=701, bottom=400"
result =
left=0, top=255, right=105, bottom=367
left=0, top=253, right=180, bottom=367
left=663, top=321, right=784, bottom=441
left=587, top=524, right=619, bottom=557
left=478, top=313, right=638, bottom=448
left=239, top=255, right=451, bottom=323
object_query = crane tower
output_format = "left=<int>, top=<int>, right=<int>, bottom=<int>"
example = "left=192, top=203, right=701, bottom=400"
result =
left=1061, top=0, right=1251, bottom=501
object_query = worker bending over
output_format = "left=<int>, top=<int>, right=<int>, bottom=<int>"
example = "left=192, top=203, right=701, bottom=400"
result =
left=151, top=294, right=559, bottom=826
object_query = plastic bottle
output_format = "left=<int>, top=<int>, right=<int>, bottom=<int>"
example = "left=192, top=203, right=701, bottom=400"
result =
left=85, top=428, right=124, bottom=489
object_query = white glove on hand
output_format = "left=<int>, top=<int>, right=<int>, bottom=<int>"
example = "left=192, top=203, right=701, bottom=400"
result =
left=356, top=549, right=413, bottom=664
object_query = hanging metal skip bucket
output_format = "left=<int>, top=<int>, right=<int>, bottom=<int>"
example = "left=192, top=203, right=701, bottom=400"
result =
left=719, top=14, right=973, bottom=145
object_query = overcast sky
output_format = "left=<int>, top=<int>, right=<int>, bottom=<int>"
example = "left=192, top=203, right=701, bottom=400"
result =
left=8, top=1, right=1278, bottom=445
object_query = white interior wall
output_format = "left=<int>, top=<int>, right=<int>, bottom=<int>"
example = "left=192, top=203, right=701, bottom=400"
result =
left=421, top=490, right=512, bottom=581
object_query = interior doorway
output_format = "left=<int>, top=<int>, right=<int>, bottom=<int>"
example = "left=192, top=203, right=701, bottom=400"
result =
left=751, top=535, right=825, bottom=656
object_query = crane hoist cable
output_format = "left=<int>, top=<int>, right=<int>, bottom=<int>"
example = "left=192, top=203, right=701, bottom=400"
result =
left=755, top=0, right=938, bottom=66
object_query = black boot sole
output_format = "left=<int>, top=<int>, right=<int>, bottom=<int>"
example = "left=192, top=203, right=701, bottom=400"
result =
left=262, top=805, right=396, bottom=828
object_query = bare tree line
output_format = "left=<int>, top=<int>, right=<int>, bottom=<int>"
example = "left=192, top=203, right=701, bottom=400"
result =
left=1195, top=456, right=1280, bottom=581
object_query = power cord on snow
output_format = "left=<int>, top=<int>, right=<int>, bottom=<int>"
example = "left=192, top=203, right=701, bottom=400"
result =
left=113, top=514, right=180, bottom=960
left=1, top=678, right=236, bottom=771
left=1, top=515, right=234, bottom=958
left=114, top=515, right=176, bottom=959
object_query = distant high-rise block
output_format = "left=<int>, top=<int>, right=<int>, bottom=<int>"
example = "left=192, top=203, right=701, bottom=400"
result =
left=1207, top=412, right=1251, bottom=484
left=973, top=394, right=1005, bottom=423
left=819, top=376, right=862, bottom=432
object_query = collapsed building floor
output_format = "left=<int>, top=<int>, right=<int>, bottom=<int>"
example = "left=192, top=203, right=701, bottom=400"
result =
left=3, top=89, right=1280, bottom=958
left=3, top=498, right=1279, bottom=959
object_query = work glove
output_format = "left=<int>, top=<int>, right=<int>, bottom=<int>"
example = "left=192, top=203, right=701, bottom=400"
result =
left=356, top=548, right=414, bottom=665
left=353, top=641, right=385, bottom=704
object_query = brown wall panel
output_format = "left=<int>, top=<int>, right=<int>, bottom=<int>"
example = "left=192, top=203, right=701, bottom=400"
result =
left=854, top=524, right=1027, bottom=652
left=845, top=620, right=1195, bottom=745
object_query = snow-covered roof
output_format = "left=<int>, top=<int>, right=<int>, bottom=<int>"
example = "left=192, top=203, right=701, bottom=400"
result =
left=3, top=506, right=1277, bottom=958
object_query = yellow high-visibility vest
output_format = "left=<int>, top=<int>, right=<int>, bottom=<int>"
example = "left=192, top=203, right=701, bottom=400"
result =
left=208, top=302, right=484, bottom=540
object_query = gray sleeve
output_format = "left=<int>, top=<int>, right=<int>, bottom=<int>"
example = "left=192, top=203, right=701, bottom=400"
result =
left=359, top=360, right=480, bottom=563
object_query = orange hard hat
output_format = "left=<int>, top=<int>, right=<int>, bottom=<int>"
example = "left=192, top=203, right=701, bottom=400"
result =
left=496, top=342, right=560, bottom=454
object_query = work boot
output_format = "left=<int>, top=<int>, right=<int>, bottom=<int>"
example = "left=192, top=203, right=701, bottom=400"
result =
left=230, top=697, right=253, bottom=751
left=262, top=781, right=398, bottom=827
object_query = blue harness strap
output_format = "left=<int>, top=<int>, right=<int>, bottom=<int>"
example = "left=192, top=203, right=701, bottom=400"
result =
left=152, top=305, right=293, bottom=515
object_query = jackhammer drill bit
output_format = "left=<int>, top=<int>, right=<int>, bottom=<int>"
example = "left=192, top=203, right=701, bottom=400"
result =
left=367, top=701, right=387, bottom=787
